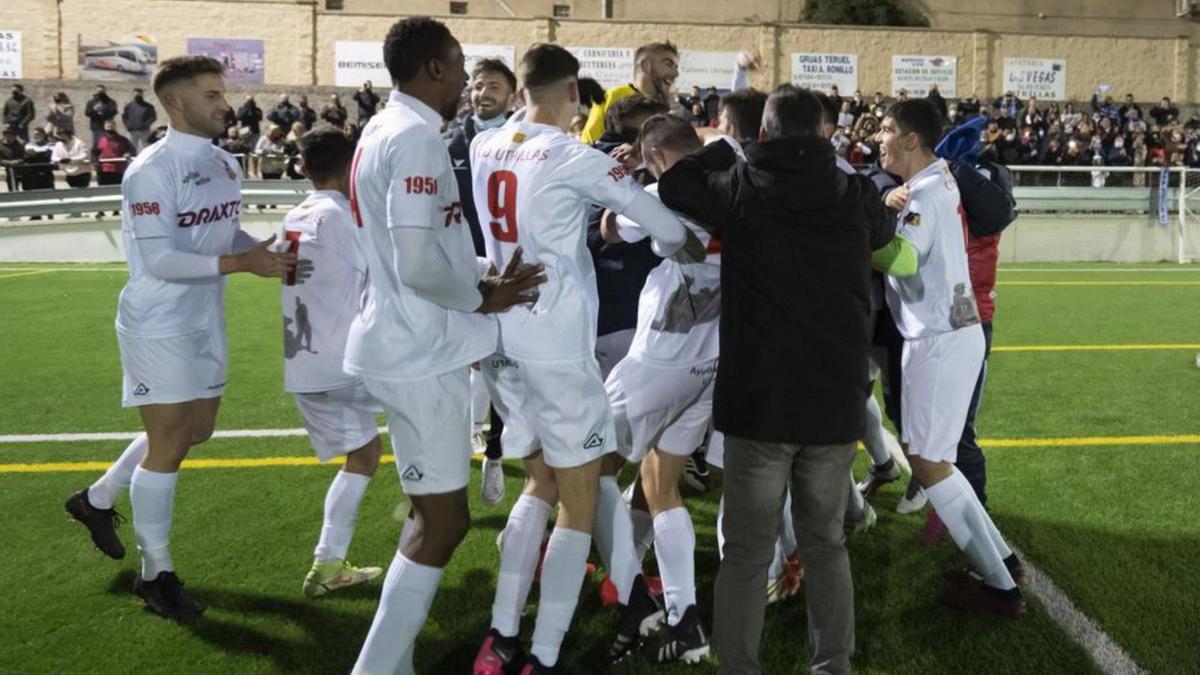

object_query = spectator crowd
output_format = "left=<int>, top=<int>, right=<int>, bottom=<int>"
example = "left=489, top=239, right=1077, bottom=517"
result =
left=3, top=72, right=1200, bottom=194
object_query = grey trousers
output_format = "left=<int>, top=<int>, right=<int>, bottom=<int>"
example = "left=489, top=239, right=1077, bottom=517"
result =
left=714, top=435, right=856, bottom=675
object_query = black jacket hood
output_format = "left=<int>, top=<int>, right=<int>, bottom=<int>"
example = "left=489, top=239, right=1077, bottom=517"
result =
left=745, top=136, right=848, bottom=214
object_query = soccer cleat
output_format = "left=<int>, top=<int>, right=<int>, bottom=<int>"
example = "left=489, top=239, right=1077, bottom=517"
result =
left=643, top=604, right=711, bottom=665
left=481, top=458, right=507, bottom=506
left=608, top=574, right=665, bottom=663
left=944, top=554, right=1027, bottom=588
left=682, top=450, right=711, bottom=493
left=65, top=488, right=126, bottom=559
left=896, top=480, right=928, bottom=514
left=303, top=559, right=383, bottom=598
left=845, top=502, right=878, bottom=537
left=920, top=510, right=949, bottom=545
left=938, top=577, right=1027, bottom=618
left=857, top=460, right=902, bottom=497
left=473, top=628, right=526, bottom=675
left=134, top=571, right=204, bottom=621
left=517, top=655, right=559, bottom=674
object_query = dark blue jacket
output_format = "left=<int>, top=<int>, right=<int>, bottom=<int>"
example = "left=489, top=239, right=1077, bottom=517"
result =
left=587, top=133, right=663, bottom=337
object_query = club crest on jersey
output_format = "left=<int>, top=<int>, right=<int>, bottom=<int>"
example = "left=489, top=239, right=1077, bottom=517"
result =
left=512, top=132, right=526, bottom=143
left=903, top=211, right=921, bottom=226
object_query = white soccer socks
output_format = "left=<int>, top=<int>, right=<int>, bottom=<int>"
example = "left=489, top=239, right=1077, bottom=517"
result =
left=352, top=552, right=442, bottom=675
left=314, top=470, right=370, bottom=562
left=594, top=476, right=640, bottom=604
left=88, top=433, right=148, bottom=510
left=653, top=507, right=697, bottom=627
left=847, top=472, right=867, bottom=515
left=925, top=468, right=1016, bottom=590
left=129, top=466, right=176, bottom=581
left=863, top=394, right=894, bottom=468
left=492, top=494, right=551, bottom=637
left=631, top=507, right=655, bottom=562
left=531, top=527, right=592, bottom=667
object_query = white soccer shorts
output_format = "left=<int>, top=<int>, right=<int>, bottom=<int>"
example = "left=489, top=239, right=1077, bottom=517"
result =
left=900, top=324, right=985, bottom=463
left=362, top=368, right=473, bottom=496
left=607, top=356, right=716, bottom=462
left=481, top=352, right=616, bottom=469
left=293, top=383, right=381, bottom=462
left=594, top=328, right=635, bottom=380
left=117, top=328, right=227, bottom=407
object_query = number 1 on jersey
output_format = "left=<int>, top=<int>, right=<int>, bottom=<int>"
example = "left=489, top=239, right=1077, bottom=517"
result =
left=487, top=170, right=518, bottom=243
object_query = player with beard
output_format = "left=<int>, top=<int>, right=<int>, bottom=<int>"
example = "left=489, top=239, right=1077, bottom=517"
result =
left=64, top=56, right=296, bottom=620
left=445, top=57, right=519, bottom=507
left=580, top=41, right=678, bottom=144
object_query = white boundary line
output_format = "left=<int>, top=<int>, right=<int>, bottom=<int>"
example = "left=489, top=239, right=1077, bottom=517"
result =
left=1013, top=546, right=1146, bottom=675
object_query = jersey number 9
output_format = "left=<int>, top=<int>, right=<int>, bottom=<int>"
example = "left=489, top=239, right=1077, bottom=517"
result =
left=487, top=170, right=518, bottom=243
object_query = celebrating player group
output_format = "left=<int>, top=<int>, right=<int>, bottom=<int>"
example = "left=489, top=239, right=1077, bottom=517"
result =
left=63, top=14, right=1021, bottom=675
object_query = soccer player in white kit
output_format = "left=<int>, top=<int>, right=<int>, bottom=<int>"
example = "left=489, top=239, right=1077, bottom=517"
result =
left=276, top=127, right=385, bottom=599
left=599, top=113, right=717, bottom=665
left=64, top=56, right=296, bottom=620
left=346, top=19, right=545, bottom=675
left=469, top=44, right=687, bottom=675
left=878, top=99, right=1026, bottom=617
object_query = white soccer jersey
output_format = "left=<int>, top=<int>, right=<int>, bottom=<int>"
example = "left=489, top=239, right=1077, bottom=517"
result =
left=470, top=121, right=645, bottom=362
left=115, top=128, right=244, bottom=338
left=280, top=190, right=367, bottom=393
left=617, top=183, right=721, bottom=366
left=343, top=90, right=497, bottom=382
left=885, top=158, right=981, bottom=339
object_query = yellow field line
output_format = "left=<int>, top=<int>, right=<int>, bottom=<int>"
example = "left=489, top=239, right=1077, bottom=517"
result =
left=4, top=435, right=1200, bottom=474
left=993, top=343, right=1200, bottom=352
left=0, top=270, right=54, bottom=280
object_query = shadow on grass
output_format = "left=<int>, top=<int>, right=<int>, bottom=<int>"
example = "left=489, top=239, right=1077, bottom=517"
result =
left=107, top=569, right=372, bottom=674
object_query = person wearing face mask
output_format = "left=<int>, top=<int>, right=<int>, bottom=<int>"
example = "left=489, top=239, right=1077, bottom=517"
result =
left=122, top=88, right=158, bottom=153
left=581, top=41, right=679, bottom=144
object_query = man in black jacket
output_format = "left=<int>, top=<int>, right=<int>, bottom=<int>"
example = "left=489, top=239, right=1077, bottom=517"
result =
left=267, top=94, right=300, bottom=132
left=658, top=86, right=895, bottom=675
left=85, top=85, right=118, bottom=149
left=121, top=88, right=157, bottom=152
left=444, top=57, right=516, bottom=506
left=237, top=94, right=263, bottom=136
left=354, top=80, right=380, bottom=124
left=3, top=84, right=34, bottom=141
left=296, top=94, right=318, bottom=131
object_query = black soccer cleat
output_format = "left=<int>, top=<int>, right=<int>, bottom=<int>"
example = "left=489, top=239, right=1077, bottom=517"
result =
left=608, top=574, right=666, bottom=663
left=65, top=488, right=126, bottom=559
left=682, top=449, right=711, bottom=493
left=644, top=604, right=711, bottom=665
left=134, top=571, right=205, bottom=621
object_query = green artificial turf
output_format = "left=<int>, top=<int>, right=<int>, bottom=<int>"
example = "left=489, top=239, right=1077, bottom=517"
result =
left=1, top=262, right=1198, bottom=674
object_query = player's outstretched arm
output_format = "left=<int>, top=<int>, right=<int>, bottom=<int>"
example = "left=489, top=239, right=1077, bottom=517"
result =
left=476, top=246, right=547, bottom=314
left=656, top=139, right=740, bottom=236
left=871, top=235, right=918, bottom=278
left=219, top=235, right=297, bottom=278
